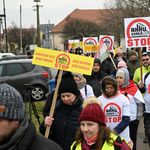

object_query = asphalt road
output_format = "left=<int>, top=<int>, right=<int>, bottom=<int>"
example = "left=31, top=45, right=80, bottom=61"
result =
left=137, top=117, right=149, bottom=150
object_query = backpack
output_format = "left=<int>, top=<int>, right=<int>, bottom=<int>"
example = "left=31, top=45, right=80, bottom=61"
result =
left=72, top=136, right=122, bottom=150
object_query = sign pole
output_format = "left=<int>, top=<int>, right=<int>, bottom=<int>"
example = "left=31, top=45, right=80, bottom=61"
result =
left=45, top=70, right=63, bottom=138
left=139, top=47, right=143, bottom=82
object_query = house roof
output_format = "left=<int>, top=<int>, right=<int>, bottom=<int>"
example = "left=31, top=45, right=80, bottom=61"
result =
left=52, top=9, right=108, bottom=33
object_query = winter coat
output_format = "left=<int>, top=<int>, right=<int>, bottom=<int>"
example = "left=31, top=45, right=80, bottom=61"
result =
left=84, top=70, right=108, bottom=97
left=0, top=118, right=62, bottom=150
left=101, top=57, right=117, bottom=75
left=126, top=58, right=140, bottom=75
left=41, top=98, right=83, bottom=150
left=133, top=65, right=150, bottom=84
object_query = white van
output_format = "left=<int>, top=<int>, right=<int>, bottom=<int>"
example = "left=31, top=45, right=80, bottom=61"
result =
left=0, top=53, right=16, bottom=58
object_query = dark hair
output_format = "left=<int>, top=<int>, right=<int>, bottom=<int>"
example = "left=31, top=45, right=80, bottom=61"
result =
left=74, top=123, right=116, bottom=150
left=27, top=52, right=31, bottom=55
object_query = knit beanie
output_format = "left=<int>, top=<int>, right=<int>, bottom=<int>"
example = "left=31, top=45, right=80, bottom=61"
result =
left=117, top=61, right=127, bottom=68
left=72, top=72, right=83, bottom=80
left=117, top=48, right=122, bottom=54
left=58, top=77, right=78, bottom=95
left=78, top=97, right=106, bottom=126
left=0, top=83, right=25, bottom=121
left=116, top=69, right=125, bottom=78
left=129, top=50, right=137, bottom=57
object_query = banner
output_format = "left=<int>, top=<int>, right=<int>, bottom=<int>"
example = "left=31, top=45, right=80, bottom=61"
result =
left=99, top=35, right=114, bottom=52
left=83, top=37, right=98, bottom=52
left=32, top=47, right=94, bottom=75
left=124, top=17, right=150, bottom=49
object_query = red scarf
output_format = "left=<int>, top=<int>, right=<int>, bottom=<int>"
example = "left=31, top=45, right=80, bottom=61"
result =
left=119, top=79, right=138, bottom=97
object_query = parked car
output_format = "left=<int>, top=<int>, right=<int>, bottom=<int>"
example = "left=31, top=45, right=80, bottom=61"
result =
left=0, top=59, right=50, bottom=101
left=0, top=55, right=27, bottom=62
left=0, top=53, right=16, bottom=58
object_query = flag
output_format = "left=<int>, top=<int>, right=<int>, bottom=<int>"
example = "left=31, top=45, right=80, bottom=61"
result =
left=114, top=46, right=122, bottom=56
left=119, top=79, right=145, bottom=103
left=94, top=39, right=110, bottom=63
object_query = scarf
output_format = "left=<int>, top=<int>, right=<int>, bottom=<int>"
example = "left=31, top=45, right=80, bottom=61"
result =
left=119, top=79, right=138, bottom=97
left=84, top=134, right=98, bottom=146
left=76, top=77, right=87, bottom=89
left=0, top=111, right=29, bottom=150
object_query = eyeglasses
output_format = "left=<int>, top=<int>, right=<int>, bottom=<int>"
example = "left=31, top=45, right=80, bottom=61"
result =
left=142, top=59, right=149, bottom=61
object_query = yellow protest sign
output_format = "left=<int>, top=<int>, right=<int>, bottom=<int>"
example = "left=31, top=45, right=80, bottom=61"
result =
left=84, top=45, right=99, bottom=52
left=70, top=43, right=77, bottom=48
left=32, top=47, right=94, bottom=75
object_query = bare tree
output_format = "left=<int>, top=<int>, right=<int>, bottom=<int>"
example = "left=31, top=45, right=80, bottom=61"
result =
left=7, top=22, right=36, bottom=51
left=99, top=0, right=150, bottom=46
left=62, top=16, right=102, bottom=43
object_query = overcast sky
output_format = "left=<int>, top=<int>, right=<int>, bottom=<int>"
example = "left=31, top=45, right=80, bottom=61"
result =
left=0, top=0, right=105, bottom=29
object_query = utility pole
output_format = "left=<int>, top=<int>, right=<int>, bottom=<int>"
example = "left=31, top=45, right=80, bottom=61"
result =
left=33, top=0, right=42, bottom=47
left=0, top=18, right=2, bottom=52
left=20, top=5, right=23, bottom=54
left=0, top=0, right=8, bottom=52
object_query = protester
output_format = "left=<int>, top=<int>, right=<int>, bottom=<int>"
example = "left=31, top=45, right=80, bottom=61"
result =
left=114, top=47, right=127, bottom=63
left=42, top=75, right=83, bottom=150
left=133, top=52, right=150, bottom=143
left=84, top=58, right=108, bottom=97
left=101, top=52, right=118, bottom=75
left=72, top=72, right=95, bottom=99
left=116, top=68, right=144, bottom=150
left=138, top=71, right=150, bottom=147
left=26, top=52, right=33, bottom=59
left=71, top=97, right=131, bottom=150
left=112, top=60, right=133, bottom=80
left=98, top=76, right=133, bottom=148
left=0, top=83, right=62, bottom=150
left=127, top=50, right=140, bottom=75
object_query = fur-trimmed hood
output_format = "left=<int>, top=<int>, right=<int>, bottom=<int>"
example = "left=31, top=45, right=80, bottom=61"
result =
left=100, top=76, right=118, bottom=98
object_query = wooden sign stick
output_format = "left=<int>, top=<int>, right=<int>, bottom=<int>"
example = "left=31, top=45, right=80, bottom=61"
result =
left=45, top=70, right=63, bottom=138
left=139, top=47, right=143, bottom=82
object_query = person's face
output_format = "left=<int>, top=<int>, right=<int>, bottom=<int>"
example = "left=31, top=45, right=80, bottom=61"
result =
left=142, top=55, right=150, bottom=67
left=93, top=63, right=100, bottom=72
left=0, top=119, right=19, bottom=144
left=61, top=92, right=76, bottom=105
left=105, top=84, right=115, bottom=96
left=73, top=75, right=80, bottom=82
left=80, top=121, right=99, bottom=139
left=117, top=53, right=122, bottom=57
left=130, top=55, right=137, bottom=60
left=116, top=76, right=125, bottom=86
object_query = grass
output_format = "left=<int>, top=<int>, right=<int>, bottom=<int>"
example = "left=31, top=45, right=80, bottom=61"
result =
left=24, top=100, right=46, bottom=134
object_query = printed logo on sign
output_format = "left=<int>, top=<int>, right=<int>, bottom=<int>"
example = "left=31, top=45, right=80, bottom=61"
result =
left=86, top=40, right=95, bottom=45
left=131, top=23, right=149, bottom=38
left=104, top=103, right=121, bottom=123
left=55, top=54, right=70, bottom=70
left=104, top=38, right=111, bottom=48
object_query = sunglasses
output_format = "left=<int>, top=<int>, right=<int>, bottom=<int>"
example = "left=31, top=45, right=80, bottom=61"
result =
left=142, top=59, right=149, bottom=61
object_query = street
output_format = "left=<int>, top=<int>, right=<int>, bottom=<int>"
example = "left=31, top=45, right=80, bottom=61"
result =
left=137, top=117, right=149, bottom=150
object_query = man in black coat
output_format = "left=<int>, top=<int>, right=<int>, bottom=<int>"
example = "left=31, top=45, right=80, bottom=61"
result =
left=84, top=58, right=108, bottom=97
left=0, top=83, right=62, bottom=150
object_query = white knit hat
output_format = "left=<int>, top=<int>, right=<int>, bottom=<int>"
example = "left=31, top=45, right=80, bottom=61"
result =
left=72, top=72, right=83, bottom=80
left=116, top=69, right=125, bottom=78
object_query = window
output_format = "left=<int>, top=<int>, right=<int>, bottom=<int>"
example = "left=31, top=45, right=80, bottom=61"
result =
left=23, top=63, right=35, bottom=72
left=0, top=65, right=4, bottom=77
left=6, top=64, right=26, bottom=76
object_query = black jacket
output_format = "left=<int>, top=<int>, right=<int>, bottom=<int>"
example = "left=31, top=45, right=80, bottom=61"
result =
left=41, top=98, right=83, bottom=150
left=84, top=70, right=108, bottom=97
left=17, top=120, right=62, bottom=150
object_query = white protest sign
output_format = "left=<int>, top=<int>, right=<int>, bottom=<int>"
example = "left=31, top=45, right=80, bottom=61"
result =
left=124, top=17, right=150, bottom=49
left=99, top=35, right=114, bottom=51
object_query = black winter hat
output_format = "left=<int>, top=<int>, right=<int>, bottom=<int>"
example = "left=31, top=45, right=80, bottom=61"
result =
left=0, top=83, right=25, bottom=121
left=58, top=77, right=78, bottom=95
left=94, top=58, right=101, bottom=65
